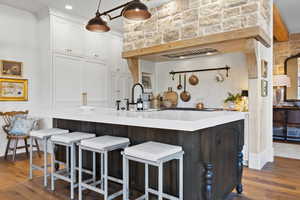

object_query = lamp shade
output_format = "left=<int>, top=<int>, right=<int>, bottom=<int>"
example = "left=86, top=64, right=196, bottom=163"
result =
left=122, top=0, right=151, bottom=20
left=273, top=75, right=291, bottom=87
left=86, top=12, right=110, bottom=32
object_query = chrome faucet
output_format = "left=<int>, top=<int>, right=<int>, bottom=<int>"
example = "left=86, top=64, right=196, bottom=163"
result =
left=130, top=83, right=144, bottom=104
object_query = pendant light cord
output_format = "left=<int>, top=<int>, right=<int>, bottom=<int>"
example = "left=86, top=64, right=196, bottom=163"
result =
left=97, top=0, right=102, bottom=12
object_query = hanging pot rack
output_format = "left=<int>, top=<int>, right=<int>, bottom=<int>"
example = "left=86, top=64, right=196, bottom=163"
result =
left=169, top=65, right=230, bottom=80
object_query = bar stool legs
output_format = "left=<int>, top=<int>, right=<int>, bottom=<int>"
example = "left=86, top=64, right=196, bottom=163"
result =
left=122, top=142, right=184, bottom=200
left=123, top=156, right=129, bottom=200
left=29, top=137, right=50, bottom=187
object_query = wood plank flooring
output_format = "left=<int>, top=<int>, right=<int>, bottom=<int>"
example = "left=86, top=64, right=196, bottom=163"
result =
left=0, top=154, right=299, bottom=200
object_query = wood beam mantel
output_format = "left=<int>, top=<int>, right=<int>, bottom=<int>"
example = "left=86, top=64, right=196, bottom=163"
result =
left=122, top=26, right=271, bottom=61
left=273, top=4, right=289, bottom=42
left=127, top=58, right=139, bottom=83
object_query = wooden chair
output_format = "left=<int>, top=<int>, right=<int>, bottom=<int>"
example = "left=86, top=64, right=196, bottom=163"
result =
left=0, top=110, right=41, bottom=161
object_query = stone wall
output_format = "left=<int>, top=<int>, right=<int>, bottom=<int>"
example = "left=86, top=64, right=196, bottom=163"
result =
left=123, top=0, right=271, bottom=51
left=274, top=33, right=300, bottom=75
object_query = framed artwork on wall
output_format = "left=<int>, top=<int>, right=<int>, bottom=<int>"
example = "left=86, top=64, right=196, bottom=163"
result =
left=261, top=60, right=268, bottom=78
left=0, top=78, right=28, bottom=101
left=261, top=80, right=268, bottom=97
left=141, top=72, right=153, bottom=93
left=0, top=60, right=23, bottom=77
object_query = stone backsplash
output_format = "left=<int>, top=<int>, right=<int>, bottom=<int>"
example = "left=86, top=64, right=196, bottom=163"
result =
left=274, top=34, right=300, bottom=75
left=123, top=0, right=271, bottom=51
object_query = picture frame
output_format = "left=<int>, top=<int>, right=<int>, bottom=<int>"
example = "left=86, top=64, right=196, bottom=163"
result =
left=0, top=78, right=28, bottom=101
left=261, top=80, right=268, bottom=97
left=141, top=72, right=154, bottom=93
left=261, top=60, right=268, bottom=78
left=0, top=60, right=23, bottom=77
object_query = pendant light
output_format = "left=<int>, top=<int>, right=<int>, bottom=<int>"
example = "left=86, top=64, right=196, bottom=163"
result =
left=86, top=0, right=110, bottom=32
left=122, top=0, right=151, bottom=21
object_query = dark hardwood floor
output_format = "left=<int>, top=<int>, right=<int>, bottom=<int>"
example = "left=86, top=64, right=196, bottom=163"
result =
left=0, top=154, right=299, bottom=200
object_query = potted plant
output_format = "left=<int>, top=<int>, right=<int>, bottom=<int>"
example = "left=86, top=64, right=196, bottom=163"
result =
left=224, top=92, right=242, bottom=110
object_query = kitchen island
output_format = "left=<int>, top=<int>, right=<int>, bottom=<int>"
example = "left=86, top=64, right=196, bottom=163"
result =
left=51, top=108, right=245, bottom=200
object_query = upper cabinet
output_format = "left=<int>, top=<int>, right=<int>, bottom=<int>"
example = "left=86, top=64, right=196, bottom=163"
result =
left=85, top=32, right=108, bottom=61
left=52, top=16, right=85, bottom=57
left=39, top=12, right=132, bottom=110
left=110, top=35, right=129, bottom=74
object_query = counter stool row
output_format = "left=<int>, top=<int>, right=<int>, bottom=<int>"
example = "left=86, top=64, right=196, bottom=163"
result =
left=29, top=128, right=184, bottom=200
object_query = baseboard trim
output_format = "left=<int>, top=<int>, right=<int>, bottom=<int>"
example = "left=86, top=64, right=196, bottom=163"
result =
left=248, top=147, right=274, bottom=170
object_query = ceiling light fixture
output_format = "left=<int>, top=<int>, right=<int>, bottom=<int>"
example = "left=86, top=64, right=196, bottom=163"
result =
left=86, top=0, right=110, bottom=32
left=86, top=0, right=151, bottom=33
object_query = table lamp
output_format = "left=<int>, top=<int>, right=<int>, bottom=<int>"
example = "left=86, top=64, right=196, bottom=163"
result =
left=273, top=75, right=291, bottom=105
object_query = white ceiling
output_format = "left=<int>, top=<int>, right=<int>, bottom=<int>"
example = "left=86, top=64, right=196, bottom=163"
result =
left=274, top=0, right=300, bottom=34
left=0, top=0, right=171, bottom=32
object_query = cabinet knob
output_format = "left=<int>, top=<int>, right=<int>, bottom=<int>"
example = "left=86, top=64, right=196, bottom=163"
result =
left=94, top=54, right=99, bottom=57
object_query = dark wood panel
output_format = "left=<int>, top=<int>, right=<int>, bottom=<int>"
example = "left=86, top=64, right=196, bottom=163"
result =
left=53, top=118, right=244, bottom=200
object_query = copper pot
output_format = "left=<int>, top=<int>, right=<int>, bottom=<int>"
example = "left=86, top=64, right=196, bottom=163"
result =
left=196, top=102, right=205, bottom=110
left=189, top=74, right=199, bottom=86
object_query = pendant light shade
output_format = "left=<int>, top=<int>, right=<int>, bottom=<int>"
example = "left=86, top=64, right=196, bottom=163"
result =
left=122, top=0, right=151, bottom=20
left=86, top=11, right=110, bottom=32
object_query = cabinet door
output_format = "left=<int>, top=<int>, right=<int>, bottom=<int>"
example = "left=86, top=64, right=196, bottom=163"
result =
left=52, top=16, right=85, bottom=57
left=85, top=32, right=108, bottom=61
left=109, top=36, right=128, bottom=73
left=111, top=72, right=122, bottom=105
left=53, top=55, right=83, bottom=108
left=82, top=60, right=109, bottom=107
left=120, top=74, right=133, bottom=99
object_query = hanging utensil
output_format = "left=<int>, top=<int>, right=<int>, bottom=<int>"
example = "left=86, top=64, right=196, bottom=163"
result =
left=180, top=74, right=191, bottom=102
left=215, top=71, right=225, bottom=83
left=177, top=74, right=183, bottom=90
left=189, top=74, right=199, bottom=86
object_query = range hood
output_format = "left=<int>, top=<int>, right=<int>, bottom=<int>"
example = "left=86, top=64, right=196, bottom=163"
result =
left=161, top=48, right=219, bottom=60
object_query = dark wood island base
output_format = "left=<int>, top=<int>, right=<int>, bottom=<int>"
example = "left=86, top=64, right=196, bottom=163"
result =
left=53, top=118, right=244, bottom=200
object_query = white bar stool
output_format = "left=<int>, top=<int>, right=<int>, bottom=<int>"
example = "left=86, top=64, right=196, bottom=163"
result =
left=50, top=132, right=96, bottom=200
left=122, top=141, right=184, bottom=200
left=78, top=135, right=130, bottom=200
left=29, top=128, right=69, bottom=187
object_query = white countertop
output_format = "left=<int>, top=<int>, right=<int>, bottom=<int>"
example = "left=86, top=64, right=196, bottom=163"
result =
left=41, top=108, right=246, bottom=132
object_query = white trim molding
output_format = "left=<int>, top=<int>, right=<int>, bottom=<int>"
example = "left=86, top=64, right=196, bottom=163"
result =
left=248, top=147, right=274, bottom=170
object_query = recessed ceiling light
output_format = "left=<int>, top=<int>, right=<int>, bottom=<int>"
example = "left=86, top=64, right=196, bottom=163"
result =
left=65, top=4, right=73, bottom=10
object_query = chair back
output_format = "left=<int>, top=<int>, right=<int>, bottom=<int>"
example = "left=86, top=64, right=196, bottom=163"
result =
left=0, top=111, right=29, bottom=135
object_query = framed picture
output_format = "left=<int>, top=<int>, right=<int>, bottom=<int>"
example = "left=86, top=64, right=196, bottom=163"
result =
left=141, top=72, right=153, bottom=92
left=261, top=60, right=268, bottom=78
left=0, top=60, right=23, bottom=77
left=0, top=78, right=28, bottom=101
left=261, top=80, right=268, bottom=97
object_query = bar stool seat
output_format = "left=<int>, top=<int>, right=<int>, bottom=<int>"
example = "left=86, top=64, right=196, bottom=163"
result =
left=51, top=132, right=95, bottom=144
left=124, top=141, right=182, bottom=162
left=51, top=132, right=96, bottom=200
left=29, top=128, right=69, bottom=187
left=123, top=141, right=184, bottom=200
left=30, top=128, right=69, bottom=139
left=79, top=136, right=130, bottom=200
left=81, top=135, right=130, bottom=151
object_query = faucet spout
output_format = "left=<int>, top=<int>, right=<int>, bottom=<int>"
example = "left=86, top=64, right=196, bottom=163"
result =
left=131, top=83, right=144, bottom=104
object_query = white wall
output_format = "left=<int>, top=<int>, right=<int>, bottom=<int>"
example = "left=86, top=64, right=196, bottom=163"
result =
left=154, top=53, right=248, bottom=108
left=0, top=4, right=40, bottom=156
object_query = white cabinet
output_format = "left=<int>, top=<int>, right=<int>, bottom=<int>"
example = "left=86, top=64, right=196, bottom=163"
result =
left=85, top=32, right=108, bottom=61
left=48, top=13, right=130, bottom=109
left=82, top=60, right=108, bottom=107
left=53, top=55, right=83, bottom=108
left=110, top=36, right=129, bottom=73
left=53, top=54, right=109, bottom=109
left=111, top=72, right=133, bottom=107
left=52, top=16, right=85, bottom=57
